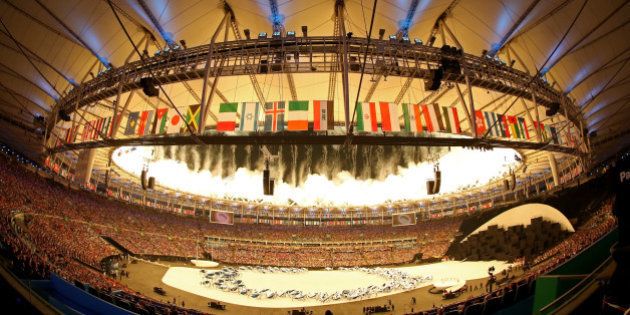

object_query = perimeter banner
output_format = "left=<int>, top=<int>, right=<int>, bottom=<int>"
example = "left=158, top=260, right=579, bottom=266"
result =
left=210, top=210, right=234, bottom=225
left=392, top=213, right=417, bottom=227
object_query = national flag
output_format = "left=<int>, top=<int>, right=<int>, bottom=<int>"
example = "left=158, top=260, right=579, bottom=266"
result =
left=442, top=106, right=461, bottom=134
left=313, top=100, right=334, bottom=131
left=474, top=110, right=486, bottom=135
left=65, top=126, right=77, bottom=143
left=264, top=101, right=285, bottom=132
left=497, top=114, right=509, bottom=137
left=533, top=121, right=547, bottom=141
left=154, top=108, right=169, bottom=134
left=91, top=118, right=103, bottom=140
left=421, top=104, right=445, bottom=132
left=508, top=116, right=520, bottom=139
left=166, top=108, right=183, bottom=134
left=518, top=117, right=530, bottom=139
left=379, top=102, right=400, bottom=132
left=185, top=105, right=201, bottom=132
left=402, top=103, right=422, bottom=132
left=124, top=112, right=139, bottom=135
left=287, top=100, right=309, bottom=131
left=356, top=102, right=377, bottom=132
left=239, top=102, right=259, bottom=131
left=217, top=102, right=238, bottom=131
left=101, top=116, right=112, bottom=138
left=137, top=110, right=154, bottom=136
left=484, top=112, right=501, bottom=137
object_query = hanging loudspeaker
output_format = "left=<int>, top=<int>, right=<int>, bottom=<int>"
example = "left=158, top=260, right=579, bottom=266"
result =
left=433, top=170, right=441, bottom=194
left=141, top=169, right=147, bottom=190
left=140, top=77, right=159, bottom=97
left=426, top=180, right=435, bottom=195
left=148, top=176, right=155, bottom=190
left=503, top=179, right=510, bottom=191
left=511, top=172, right=517, bottom=191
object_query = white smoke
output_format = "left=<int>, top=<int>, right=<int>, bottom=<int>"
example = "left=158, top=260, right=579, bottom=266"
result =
left=112, top=146, right=520, bottom=207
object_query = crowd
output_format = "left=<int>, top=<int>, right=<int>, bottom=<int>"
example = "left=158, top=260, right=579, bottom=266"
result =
left=0, top=145, right=620, bottom=315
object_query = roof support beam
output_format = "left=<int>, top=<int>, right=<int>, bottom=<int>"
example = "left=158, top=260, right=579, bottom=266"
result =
left=336, top=0, right=351, bottom=132
left=224, top=1, right=266, bottom=105
left=135, top=0, right=175, bottom=47
left=544, top=0, right=630, bottom=72
left=33, top=0, right=112, bottom=68
left=426, top=0, right=460, bottom=46
left=0, top=18, right=62, bottom=97
left=489, top=0, right=542, bottom=57
left=0, top=36, right=76, bottom=86
left=268, top=0, right=298, bottom=100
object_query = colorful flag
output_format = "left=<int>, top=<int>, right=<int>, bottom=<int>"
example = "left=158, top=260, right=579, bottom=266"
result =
left=509, top=116, right=522, bottom=139
left=166, top=108, right=183, bottom=134
left=287, top=100, right=309, bottom=131
left=379, top=102, right=400, bottom=132
left=154, top=108, right=169, bottom=134
left=239, top=102, right=259, bottom=131
left=518, top=117, right=529, bottom=139
left=533, top=121, right=547, bottom=141
left=101, top=116, right=112, bottom=138
left=402, top=103, right=422, bottom=132
left=313, top=100, right=334, bottom=131
left=474, top=110, right=486, bottom=135
left=484, top=111, right=502, bottom=137
left=264, top=101, right=285, bottom=132
left=124, top=112, right=139, bottom=135
left=356, top=102, right=377, bottom=132
left=217, top=102, right=238, bottom=131
left=421, top=104, right=445, bottom=132
left=442, top=106, right=461, bottom=134
left=65, top=126, right=78, bottom=143
left=137, top=110, right=154, bottom=136
left=498, top=114, right=510, bottom=138
left=185, top=105, right=201, bottom=132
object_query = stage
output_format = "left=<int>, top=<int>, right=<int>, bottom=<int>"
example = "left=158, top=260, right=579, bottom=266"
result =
left=161, top=260, right=510, bottom=308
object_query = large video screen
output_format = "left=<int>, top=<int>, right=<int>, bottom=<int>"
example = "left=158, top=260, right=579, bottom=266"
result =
left=210, top=210, right=234, bottom=225
left=392, top=213, right=417, bottom=227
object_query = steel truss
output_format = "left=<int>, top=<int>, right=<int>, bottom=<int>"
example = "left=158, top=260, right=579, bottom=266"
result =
left=51, top=36, right=581, bottom=129
left=49, top=133, right=581, bottom=156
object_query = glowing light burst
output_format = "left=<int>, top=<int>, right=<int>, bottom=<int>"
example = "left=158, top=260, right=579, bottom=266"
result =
left=112, top=146, right=520, bottom=206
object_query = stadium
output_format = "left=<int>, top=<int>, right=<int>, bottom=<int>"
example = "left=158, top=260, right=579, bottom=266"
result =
left=0, top=0, right=628, bottom=314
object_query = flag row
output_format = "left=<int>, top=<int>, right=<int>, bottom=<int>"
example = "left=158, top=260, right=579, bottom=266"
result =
left=59, top=100, right=578, bottom=147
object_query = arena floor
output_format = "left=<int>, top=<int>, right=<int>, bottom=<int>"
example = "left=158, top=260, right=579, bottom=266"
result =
left=120, top=260, right=517, bottom=315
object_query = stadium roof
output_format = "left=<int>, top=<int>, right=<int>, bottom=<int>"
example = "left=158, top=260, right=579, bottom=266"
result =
left=0, top=0, right=628, bottom=161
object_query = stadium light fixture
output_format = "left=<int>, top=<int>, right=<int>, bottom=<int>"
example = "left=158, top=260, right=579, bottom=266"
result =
left=272, top=31, right=281, bottom=39
left=258, top=32, right=267, bottom=39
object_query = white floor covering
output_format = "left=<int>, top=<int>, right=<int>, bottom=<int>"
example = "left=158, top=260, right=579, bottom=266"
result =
left=161, top=260, right=510, bottom=308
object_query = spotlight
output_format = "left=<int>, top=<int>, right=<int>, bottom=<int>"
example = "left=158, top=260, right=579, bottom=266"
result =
left=401, top=36, right=410, bottom=44
left=244, top=29, right=251, bottom=40
left=414, top=38, right=423, bottom=45
left=286, top=31, right=296, bottom=38
left=258, top=32, right=267, bottom=39
left=301, top=25, right=308, bottom=37
left=272, top=31, right=281, bottom=39
left=389, top=35, right=397, bottom=42
left=378, top=29, right=385, bottom=40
